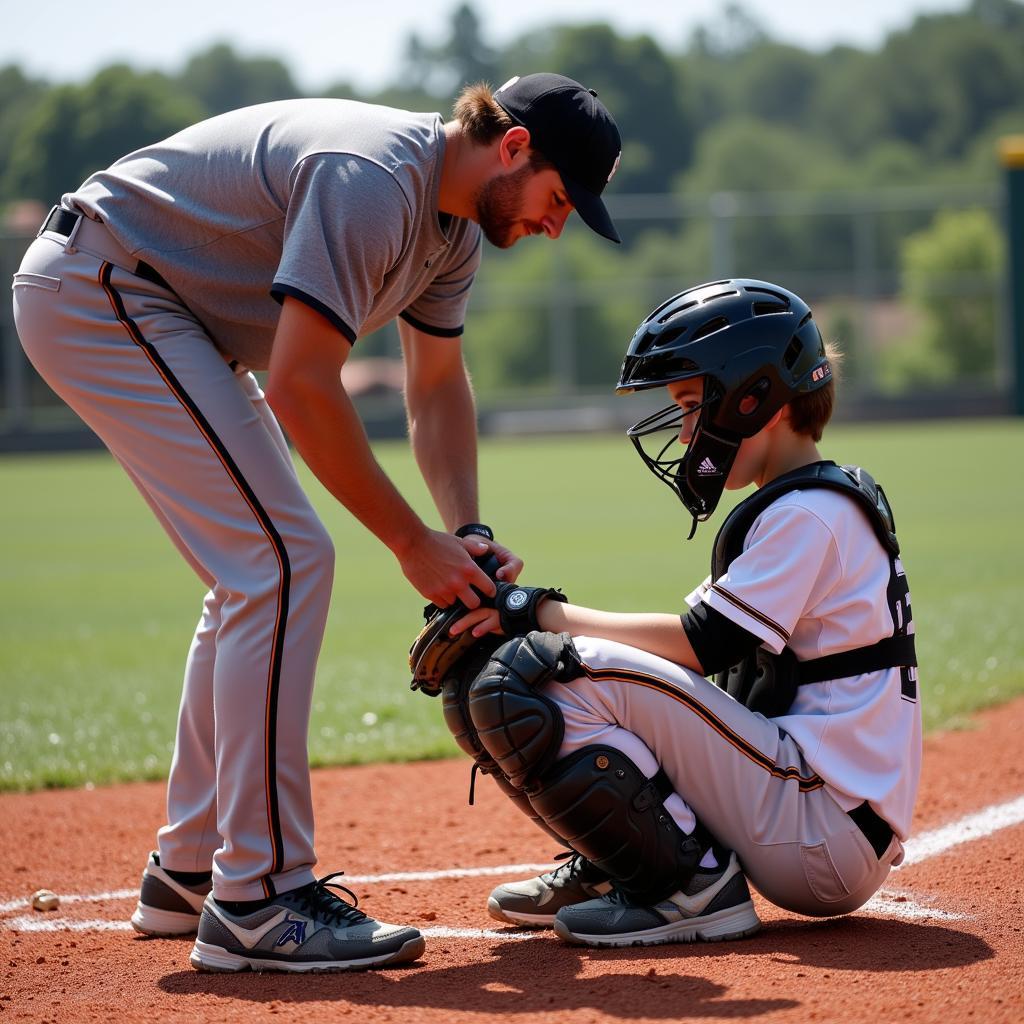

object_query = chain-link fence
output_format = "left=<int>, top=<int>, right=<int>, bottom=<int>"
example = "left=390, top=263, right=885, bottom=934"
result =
left=1, top=183, right=1011, bottom=450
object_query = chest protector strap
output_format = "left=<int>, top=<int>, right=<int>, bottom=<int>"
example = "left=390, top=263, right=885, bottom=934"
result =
left=710, top=462, right=917, bottom=716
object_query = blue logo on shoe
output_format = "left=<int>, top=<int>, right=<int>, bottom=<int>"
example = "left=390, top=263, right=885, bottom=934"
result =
left=276, top=918, right=307, bottom=947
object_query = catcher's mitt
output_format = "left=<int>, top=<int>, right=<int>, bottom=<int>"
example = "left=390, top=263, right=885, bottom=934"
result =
left=409, top=552, right=503, bottom=696
left=409, top=554, right=570, bottom=696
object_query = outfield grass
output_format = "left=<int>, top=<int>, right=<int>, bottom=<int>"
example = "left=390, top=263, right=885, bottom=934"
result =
left=2, top=418, right=1022, bottom=791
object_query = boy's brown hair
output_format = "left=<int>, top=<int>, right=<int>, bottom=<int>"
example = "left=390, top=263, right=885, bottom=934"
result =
left=787, top=340, right=841, bottom=442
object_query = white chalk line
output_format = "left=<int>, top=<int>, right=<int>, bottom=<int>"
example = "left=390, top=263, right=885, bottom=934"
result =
left=897, top=793, right=1024, bottom=868
left=3, top=794, right=1022, bottom=936
left=0, top=863, right=555, bottom=916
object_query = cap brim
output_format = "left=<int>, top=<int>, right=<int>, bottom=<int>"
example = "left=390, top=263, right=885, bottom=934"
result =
left=563, top=176, right=621, bottom=244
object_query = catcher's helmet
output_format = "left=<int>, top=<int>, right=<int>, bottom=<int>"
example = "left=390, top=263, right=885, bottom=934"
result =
left=616, top=279, right=832, bottom=534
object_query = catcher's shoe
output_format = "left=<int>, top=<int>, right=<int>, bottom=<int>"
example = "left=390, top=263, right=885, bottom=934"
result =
left=552, top=851, right=761, bottom=948
left=130, top=851, right=211, bottom=937
left=487, top=852, right=614, bottom=927
left=189, top=872, right=425, bottom=973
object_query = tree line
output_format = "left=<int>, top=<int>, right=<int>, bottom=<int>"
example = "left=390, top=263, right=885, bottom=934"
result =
left=2, top=0, right=1020, bottom=394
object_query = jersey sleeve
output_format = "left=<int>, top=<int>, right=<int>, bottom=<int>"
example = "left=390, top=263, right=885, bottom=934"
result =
left=702, top=502, right=840, bottom=654
left=272, top=154, right=409, bottom=342
left=400, top=225, right=482, bottom=338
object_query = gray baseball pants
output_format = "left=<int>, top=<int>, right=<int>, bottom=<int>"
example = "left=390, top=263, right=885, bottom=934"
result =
left=556, top=637, right=902, bottom=916
left=13, top=219, right=332, bottom=901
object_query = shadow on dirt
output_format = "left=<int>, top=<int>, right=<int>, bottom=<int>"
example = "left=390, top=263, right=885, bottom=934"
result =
left=156, top=916, right=994, bottom=1018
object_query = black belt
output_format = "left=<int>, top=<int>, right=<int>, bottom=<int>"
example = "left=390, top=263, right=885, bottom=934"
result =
left=848, top=801, right=893, bottom=858
left=43, top=206, right=83, bottom=238
left=40, top=207, right=173, bottom=292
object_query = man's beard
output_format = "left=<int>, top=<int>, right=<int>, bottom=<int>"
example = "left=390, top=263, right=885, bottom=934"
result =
left=474, top=162, right=537, bottom=249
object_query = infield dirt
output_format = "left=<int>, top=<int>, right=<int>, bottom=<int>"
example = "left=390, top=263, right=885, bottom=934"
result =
left=1, top=697, right=1022, bottom=1024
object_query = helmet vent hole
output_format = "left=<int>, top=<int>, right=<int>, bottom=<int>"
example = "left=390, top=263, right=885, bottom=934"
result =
left=690, top=316, right=729, bottom=342
left=783, top=337, right=803, bottom=369
left=658, top=300, right=697, bottom=325
left=752, top=300, right=787, bottom=316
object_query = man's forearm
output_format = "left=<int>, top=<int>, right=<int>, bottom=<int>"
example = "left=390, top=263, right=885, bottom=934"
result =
left=406, top=366, right=480, bottom=532
left=270, top=371, right=426, bottom=555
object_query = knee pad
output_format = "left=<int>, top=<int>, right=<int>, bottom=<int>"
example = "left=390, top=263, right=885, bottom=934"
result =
left=440, top=636, right=506, bottom=766
left=440, top=635, right=568, bottom=846
left=529, top=745, right=704, bottom=904
left=467, top=631, right=581, bottom=791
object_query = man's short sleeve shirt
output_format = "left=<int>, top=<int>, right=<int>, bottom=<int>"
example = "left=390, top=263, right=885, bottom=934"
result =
left=67, top=98, right=482, bottom=368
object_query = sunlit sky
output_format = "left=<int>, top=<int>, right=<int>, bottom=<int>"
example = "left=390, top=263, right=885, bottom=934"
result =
left=2, top=0, right=970, bottom=93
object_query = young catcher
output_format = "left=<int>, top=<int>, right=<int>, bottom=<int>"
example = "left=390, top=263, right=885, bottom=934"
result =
left=413, top=277, right=920, bottom=947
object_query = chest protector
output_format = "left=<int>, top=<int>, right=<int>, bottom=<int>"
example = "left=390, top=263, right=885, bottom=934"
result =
left=710, top=462, right=918, bottom=717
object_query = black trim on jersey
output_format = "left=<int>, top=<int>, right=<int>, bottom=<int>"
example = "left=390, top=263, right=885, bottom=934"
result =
left=270, top=284, right=356, bottom=344
left=708, top=582, right=791, bottom=647
left=399, top=310, right=464, bottom=338
left=101, top=262, right=292, bottom=895
left=579, top=661, right=826, bottom=792
left=681, top=602, right=762, bottom=675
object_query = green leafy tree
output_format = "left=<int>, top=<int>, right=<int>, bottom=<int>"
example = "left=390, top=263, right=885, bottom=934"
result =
left=885, top=208, right=1003, bottom=388
left=0, top=66, right=48, bottom=203
left=726, top=42, right=824, bottom=127
left=400, top=3, right=499, bottom=100
left=4, top=66, right=204, bottom=202
left=501, top=23, right=691, bottom=195
left=176, top=43, right=301, bottom=115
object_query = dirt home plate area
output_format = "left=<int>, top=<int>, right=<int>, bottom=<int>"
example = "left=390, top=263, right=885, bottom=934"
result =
left=1, top=699, right=1022, bottom=1024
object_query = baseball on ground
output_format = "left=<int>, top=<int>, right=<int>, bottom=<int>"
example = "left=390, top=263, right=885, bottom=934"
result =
left=30, top=889, right=60, bottom=912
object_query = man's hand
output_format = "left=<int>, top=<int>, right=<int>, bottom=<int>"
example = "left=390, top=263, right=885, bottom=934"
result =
left=396, top=532, right=500, bottom=609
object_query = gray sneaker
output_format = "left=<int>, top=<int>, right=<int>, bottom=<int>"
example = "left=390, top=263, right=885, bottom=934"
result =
left=189, top=872, right=425, bottom=972
left=552, top=851, right=762, bottom=947
left=130, top=851, right=211, bottom=937
left=487, top=852, right=613, bottom=927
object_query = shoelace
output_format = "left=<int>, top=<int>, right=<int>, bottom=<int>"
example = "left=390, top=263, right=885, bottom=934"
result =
left=549, top=850, right=595, bottom=882
left=293, top=872, right=368, bottom=926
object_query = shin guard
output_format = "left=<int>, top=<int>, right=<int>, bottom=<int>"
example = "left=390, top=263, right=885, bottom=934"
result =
left=528, top=745, right=705, bottom=904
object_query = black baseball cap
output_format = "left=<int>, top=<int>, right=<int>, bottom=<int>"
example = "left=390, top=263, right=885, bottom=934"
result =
left=493, top=73, right=622, bottom=244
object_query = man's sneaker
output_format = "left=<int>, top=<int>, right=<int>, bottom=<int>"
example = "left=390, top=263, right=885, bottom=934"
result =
left=189, top=872, right=425, bottom=972
left=130, top=851, right=211, bottom=937
left=552, top=851, right=762, bottom=947
left=487, top=852, right=613, bottom=927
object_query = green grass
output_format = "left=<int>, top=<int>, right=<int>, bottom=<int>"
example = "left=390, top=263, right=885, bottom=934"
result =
left=2, top=418, right=1023, bottom=791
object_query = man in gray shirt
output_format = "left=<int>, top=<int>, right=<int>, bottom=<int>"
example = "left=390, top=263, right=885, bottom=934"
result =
left=12, top=73, right=622, bottom=973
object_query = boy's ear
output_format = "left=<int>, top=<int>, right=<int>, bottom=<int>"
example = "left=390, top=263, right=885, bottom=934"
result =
left=765, top=407, right=787, bottom=431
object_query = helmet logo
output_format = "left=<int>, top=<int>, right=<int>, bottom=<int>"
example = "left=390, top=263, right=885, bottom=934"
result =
left=697, top=456, right=720, bottom=476
left=812, top=362, right=831, bottom=383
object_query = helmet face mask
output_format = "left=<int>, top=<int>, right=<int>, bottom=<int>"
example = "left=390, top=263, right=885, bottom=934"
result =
left=626, top=382, right=743, bottom=537
left=617, top=279, right=832, bottom=535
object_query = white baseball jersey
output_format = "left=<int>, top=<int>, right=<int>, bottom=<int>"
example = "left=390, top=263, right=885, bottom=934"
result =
left=686, top=486, right=922, bottom=839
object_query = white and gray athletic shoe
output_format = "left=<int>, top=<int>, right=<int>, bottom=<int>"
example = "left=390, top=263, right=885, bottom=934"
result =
left=130, top=851, right=211, bottom=937
left=552, top=851, right=762, bottom=947
left=189, top=872, right=425, bottom=973
left=487, top=852, right=614, bottom=927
